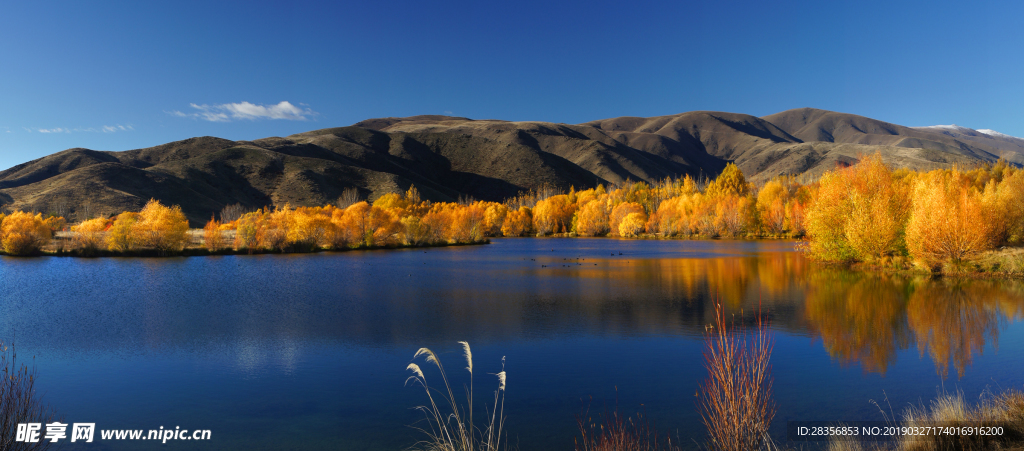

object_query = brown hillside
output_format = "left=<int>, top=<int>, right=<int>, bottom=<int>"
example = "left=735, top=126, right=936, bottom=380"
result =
left=1, top=109, right=1019, bottom=225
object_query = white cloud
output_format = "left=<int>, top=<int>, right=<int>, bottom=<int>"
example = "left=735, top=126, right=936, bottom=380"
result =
left=170, top=101, right=317, bottom=122
left=23, top=124, right=133, bottom=134
left=101, top=124, right=133, bottom=133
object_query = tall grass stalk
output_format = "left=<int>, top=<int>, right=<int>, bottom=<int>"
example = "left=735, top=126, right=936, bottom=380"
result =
left=405, top=342, right=507, bottom=451
left=698, top=303, right=775, bottom=451
left=0, top=342, right=56, bottom=451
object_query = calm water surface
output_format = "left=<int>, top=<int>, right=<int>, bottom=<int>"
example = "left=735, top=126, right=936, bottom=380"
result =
left=1, top=238, right=1023, bottom=450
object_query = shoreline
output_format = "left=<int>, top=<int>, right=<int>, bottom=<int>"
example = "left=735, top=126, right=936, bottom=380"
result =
left=1, top=238, right=490, bottom=259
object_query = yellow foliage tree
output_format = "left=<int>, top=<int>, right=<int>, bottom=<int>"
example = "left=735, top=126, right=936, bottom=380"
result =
left=804, top=155, right=909, bottom=262
left=906, top=170, right=992, bottom=266
left=482, top=203, right=509, bottom=236
left=609, top=202, right=644, bottom=237
left=107, top=212, right=139, bottom=252
left=203, top=216, right=225, bottom=251
left=1, top=211, right=52, bottom=255
left=133, top=199, right=190, bottom=252
left=533, top=195, right=574, bottom=235
left=705, top=163, right=750, bottom=198
left=449, top=204, right=485, bottom=243
left=501, top=207, right=533, bottom=237
left=233, top=210, right=264, bottom=252
left=618, top=212, right=647, bottom=237
left=574, top=199, right=610, bottom=236
left=72, top=217, right=110, bottom=252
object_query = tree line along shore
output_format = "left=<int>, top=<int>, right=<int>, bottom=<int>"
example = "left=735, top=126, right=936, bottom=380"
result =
left=0, top=155, right=1022, bottom=275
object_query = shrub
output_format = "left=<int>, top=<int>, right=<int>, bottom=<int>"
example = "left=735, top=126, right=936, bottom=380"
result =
left=133, top=199, right=189, bottom=252
left=71, top=217, right=109, bottom=253
left=906, top=170, right=991, bottom=267
left=203, top=216, right=225, bottom=251
left=107, top=212, right=139, bottom=252
left=618, top=212, right=647, bottom=237
left=0, top=212, right=52, bottom=256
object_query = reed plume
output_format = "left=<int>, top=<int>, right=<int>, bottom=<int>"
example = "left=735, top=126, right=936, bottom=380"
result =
left=405, top=342, right=507, bottom=451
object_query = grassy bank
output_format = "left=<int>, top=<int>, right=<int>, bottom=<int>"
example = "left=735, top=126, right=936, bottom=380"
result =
left=13, top=230, right=488, bottom=258
left=845, top=247, right=1024, bottom=280
left=828, top=390, right=1024, bottom=451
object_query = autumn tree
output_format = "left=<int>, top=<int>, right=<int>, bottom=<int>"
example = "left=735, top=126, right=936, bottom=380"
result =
left=482, top=203, right=509, bottom=236
left=618, top=212, right=647, bottom=237
left=233, top=210, right=264, bottom=252
left=288, top=206, right=333, bottom=250
left=532, top=195, right=574, bottom=235
left=501, top=207, right=533, bottom=237
left=804, top=155, right=910, bottom=262
left=72, top=217, right=110, bottom=252
left=705, top=163, right=750, bottom=198
left=449, top=203, right=485, bottom=243
left=574, top=199, right=610, bottom=237
left=609, top=202, right=644, bottom=237
left=905, top=170, right=991, bottom=267
left=133, top=199, right=190, bottom=252
left=0, top=211, right=52, bottom=255
left=203, top=216, right=225, bottom=251
left=107, top=212, right=139, bottom=252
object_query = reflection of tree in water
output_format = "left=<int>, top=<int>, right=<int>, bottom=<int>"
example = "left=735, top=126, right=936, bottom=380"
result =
left=906, top=279, right=1012, bottom=379
left=803, top=270, right=912, bottom=374
left=803, top=270, right=1024, bottom=378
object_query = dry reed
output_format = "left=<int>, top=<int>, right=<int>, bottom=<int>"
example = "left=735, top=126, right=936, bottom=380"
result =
left=698, top=303, right=775, bottom=451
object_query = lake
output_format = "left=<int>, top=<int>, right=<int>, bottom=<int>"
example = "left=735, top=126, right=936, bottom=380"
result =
left=1, top=238, right=1023, bottom=449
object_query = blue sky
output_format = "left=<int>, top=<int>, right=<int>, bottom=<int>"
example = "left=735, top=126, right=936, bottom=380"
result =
left=1, top=0, right=1022, bottom=170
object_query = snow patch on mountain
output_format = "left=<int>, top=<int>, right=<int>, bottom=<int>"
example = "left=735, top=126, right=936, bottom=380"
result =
left=977, top=129, right=1022, bottom=140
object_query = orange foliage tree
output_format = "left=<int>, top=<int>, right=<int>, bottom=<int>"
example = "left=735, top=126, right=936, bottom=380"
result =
left=203, top=216, right=225, bottom=251
left=133, top=199, right=190, bottom=252
left=804, top=154, right=910, bottom=262
left=533, top=195, right=575, bottom=235
left=72, top=217, right=110, bottom=252
left=574, top=199, right=610, bottom=236
left=618, top=212, right=647, bottom=237
left=0, top=211, right=52, bottom=255
left=608, top=202, right=644, bottom=237
left=501, top=207, right=533, bottom=237
left=905, top=170, right=991, bottom=266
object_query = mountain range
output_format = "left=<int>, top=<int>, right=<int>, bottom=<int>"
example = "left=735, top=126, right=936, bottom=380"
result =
left=2, top=107, right=1021, bottom=225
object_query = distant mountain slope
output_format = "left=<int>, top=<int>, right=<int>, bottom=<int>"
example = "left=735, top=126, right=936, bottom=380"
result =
left=1, top=108, right=1020, bottom=225
left=763, top=108, right=1024, bottom=165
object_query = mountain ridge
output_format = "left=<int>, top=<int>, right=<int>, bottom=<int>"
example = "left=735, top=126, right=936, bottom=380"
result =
left=1, top=107, right=1020, bottom=225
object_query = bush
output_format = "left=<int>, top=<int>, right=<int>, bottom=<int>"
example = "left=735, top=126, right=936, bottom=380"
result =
left=0, top=212, right=52, bottom=256
left=906, top=170, right=991, bottom=267
left=71, top=217, right=109, bottom=253
left=133, top=199, right=189, bottom=252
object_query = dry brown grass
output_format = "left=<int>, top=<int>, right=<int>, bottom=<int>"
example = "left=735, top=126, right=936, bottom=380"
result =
left=698, top=302, right=775, bottom=451
left=574, top=400, right=678, bottom=451
left=828, top=389, right=1024, bottom=451
left=898, top=390, right=1024, bottom=451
